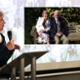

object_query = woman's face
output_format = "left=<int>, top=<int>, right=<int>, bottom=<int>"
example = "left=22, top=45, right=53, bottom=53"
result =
left=42, top=12, right=48, bottom=19
left=0, top=16, right=5, bottom=31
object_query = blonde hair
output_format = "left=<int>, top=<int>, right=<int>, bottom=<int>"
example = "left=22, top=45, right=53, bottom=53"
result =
left=0, top=11, right=4, bottom=17
left=42, top=10, right=49, bottom=17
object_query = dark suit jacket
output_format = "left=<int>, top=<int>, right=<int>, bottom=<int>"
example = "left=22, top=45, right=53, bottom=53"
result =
left=0, top=33, right=14, bottom=67
left=49, top=17, right=68, bottom=40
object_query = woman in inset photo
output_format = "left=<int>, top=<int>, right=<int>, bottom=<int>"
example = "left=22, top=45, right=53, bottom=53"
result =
left=36, top=10, right=51, bottom=44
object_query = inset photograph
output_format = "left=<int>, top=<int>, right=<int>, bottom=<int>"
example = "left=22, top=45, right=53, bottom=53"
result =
left=25, top=8, right=80, bottom=44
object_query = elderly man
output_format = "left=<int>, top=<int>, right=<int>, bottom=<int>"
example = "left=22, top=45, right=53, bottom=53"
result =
left=49, top=10, right=69, bottom=44
left=0, top=11, right=20, bottom=79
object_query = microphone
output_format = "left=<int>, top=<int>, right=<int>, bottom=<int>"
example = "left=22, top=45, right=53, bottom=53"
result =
left=7, top=30, right=12, bottom=41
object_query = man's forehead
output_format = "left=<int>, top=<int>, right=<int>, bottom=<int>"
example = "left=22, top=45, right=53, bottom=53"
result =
left=54, top=10, right=59, bottom=14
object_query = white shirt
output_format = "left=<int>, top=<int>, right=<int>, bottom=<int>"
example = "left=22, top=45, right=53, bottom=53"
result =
left=36, top=17, right=50, bottom=34
left=55, top=18, right=61, bottom=32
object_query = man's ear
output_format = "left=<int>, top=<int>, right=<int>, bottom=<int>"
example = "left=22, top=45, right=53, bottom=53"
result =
left=0, top=35, right=2, bottom=43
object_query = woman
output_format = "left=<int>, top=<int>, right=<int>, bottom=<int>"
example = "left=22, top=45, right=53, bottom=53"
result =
left=0, top=11, right=20, bottom=68
left=36, top=10, right=50, bottom=44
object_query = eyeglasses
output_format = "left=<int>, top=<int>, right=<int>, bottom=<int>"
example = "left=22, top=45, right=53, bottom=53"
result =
left=0, top=18, right=4, bottom=22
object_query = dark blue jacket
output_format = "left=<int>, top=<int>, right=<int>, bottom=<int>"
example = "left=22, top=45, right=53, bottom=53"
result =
left=0, top=33, right=14, bottom=68
left=49, top=17, right=68, bottom=40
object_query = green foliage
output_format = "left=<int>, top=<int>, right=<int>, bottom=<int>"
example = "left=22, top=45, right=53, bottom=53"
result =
left=25, top=8, right=80, bottom=44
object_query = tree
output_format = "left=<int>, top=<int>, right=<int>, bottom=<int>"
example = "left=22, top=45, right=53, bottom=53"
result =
left=25, top=8, right=80, bottom=44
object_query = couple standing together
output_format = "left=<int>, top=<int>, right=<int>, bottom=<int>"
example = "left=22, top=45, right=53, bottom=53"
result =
left=36, top=10, right=69, bottom=44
